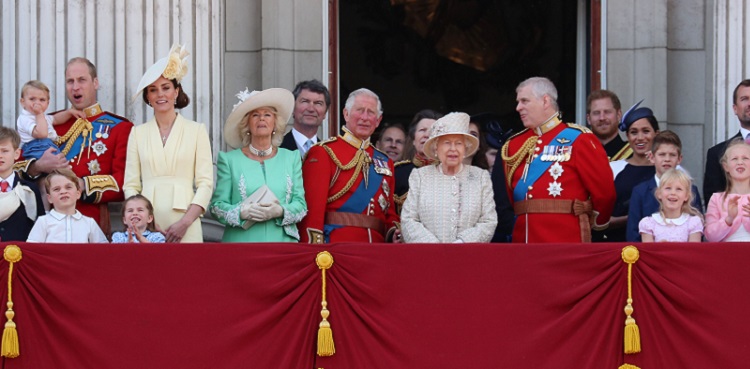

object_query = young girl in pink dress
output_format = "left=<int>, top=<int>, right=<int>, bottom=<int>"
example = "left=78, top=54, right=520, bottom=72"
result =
left=704, top=138, right=750, bottom=242
left=639, top=168, right=703, bottom=242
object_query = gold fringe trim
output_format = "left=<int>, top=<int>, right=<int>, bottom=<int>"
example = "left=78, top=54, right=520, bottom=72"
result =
left=622, top=246, right=641, bottom=354
left=618, top=364, right=641, bottom=369
left=2, top=245, right=22, bottom=358
left=316, top=251, right=335, bottom=356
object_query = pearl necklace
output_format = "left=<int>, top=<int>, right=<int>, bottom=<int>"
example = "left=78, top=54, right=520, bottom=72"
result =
left=248, top=144, right=273, bottom=157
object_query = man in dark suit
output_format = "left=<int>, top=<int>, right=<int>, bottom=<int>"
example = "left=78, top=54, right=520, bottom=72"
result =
left=280, top=80, right=330, bottom=157
left=704, top=79, right=750, bottom=207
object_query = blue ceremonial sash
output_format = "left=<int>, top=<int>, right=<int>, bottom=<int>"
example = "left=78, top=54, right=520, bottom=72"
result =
left=62, top=113, right=124, bottom=161
left=513, top=128, right=581, bottom=202
left=324, top=150, right=387, bottom=241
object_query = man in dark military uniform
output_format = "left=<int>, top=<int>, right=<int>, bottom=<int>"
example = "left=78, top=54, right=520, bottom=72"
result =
left=16, top=57, right=133, bottom=234
left=299, top=88, right=400, bottom=243
left=502, top=77, right=615, bottom=243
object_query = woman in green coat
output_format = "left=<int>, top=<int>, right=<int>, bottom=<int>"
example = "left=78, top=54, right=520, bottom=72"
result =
left=209, top=88, right=307, bottom=242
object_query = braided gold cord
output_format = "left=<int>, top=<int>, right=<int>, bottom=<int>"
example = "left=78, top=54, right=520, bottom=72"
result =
left=54, top=118, right=93, bottom=156
left=501, top=136, right=537, bottom=187
left=322, top=147, right=371, bottom=203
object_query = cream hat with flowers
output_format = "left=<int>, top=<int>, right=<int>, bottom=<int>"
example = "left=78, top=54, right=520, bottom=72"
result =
left=132, top=44, right=189, bottom=100
left=224, top=88, right=295, bottom=149
left=423, top=112, right=479, bottom=160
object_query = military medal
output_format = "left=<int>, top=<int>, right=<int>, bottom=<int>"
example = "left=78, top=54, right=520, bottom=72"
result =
left=373, top=157, right=392, bottom=176
left=95, top=125, right=103, bottom=139
left=547, top=181, right=562, bottom=197
left=561, top=146, right=572, bottom=161
left=87, top=159, right=101, bottom=175
left=92, top=141, right=108, bottom=156
left=378, top=194, right=388, bottom=213
left=102, top=125, right=110, bottom=139
left=381, top=179, right=390, bottom=196
left=548, top=162, right=564, bottom=180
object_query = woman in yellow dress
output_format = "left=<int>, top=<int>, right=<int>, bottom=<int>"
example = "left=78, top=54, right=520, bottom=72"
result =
left=124, top=44, right=214, bottom=243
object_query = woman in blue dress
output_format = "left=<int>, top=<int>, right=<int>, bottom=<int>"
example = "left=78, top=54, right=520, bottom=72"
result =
left=596, top=100, right=659, bottom=242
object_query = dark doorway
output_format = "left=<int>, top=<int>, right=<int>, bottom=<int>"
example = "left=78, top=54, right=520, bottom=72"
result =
left=338, top=0, right=585, bottom=136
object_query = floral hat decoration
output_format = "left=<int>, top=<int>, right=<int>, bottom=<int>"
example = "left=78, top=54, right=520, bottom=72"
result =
left=423, top=112, right=479, bottom=159
left=224, top=87, right=295, bottom=149
left=132, top=43, right=190, bottom=100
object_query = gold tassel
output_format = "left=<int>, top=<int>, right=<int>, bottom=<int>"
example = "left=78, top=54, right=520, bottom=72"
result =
left=2, top=245, right=22, bottom=358
left=316, top=251, right=335, bottom=356
left=621, top=246, right=641, bottom=354
left=618, top=364, right=641, bottom=369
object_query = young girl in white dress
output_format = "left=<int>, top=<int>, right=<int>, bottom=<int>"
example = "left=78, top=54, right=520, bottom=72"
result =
left=639, top=168, right=703, bottom=242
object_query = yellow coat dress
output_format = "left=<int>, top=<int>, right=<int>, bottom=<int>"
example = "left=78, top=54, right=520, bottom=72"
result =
left=123, top=114, right=214, bottom=242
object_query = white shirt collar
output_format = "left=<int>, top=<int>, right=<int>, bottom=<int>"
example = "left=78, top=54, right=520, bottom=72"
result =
left=740, top=127, right=750, bottom=141
left=291, top=128, right=317, bottom=152
left=49, top=209, right=83, bottom=221
left=651, top=212, right=689, bottom=226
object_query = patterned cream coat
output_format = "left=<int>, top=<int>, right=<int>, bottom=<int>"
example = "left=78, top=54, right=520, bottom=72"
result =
left=401, top=164, right=497, bottom=243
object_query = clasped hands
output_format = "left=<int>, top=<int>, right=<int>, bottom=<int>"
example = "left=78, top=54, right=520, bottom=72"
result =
left=240, top=200, right=284, bottom=222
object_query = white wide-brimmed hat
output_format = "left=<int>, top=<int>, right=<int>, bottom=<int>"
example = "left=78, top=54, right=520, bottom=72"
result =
left=224, top=88, right=295, bottom=149
left=423, top=112, right=479, bottom=160
left=132, top=44, right=189, bottom=100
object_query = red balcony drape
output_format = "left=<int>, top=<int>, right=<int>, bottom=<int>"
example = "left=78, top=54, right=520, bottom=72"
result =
left=0, top=242, right=747, bottom=369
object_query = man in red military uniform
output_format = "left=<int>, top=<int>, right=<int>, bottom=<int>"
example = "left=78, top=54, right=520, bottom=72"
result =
left=16, top=57, right=133, bottom=234
left=299, top=88, right=400, bottom=243
left=501, top=77, right=615, bottom=243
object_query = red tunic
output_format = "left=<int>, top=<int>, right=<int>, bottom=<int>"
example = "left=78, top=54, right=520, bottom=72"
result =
left=299, top=132, right=399, bottom=243
left=503, top=120, right=615, bottom=243
left=53, top=106, right=133, bottom=232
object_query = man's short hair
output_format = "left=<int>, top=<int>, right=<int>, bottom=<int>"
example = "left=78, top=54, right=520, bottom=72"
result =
left=651, top=130, right=682, bottom=156
left=292, top=79, right=331, bottom=111
left=733, top=79, right=750, bottom=105
left=517, top=77, right=558, bottom=111
left=586, top=89, right=621, bottom=113
left=66, top=57, right=98, bottom=79
left=0, top=127, right=21, bottom=150
left=344, top=88, right=382, bottom=118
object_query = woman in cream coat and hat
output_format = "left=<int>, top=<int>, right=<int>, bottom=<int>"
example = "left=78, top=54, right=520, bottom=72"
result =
left=208, top=88, right=307, bottom=242
left=123, top=44, right=214, bottom=243
left=401, top=112, right=497, bottom=243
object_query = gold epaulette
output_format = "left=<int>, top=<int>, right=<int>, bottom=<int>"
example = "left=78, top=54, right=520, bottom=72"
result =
left=566, top=123, right=592, bottom=133
left=394, top=159, right=411, bottom=168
